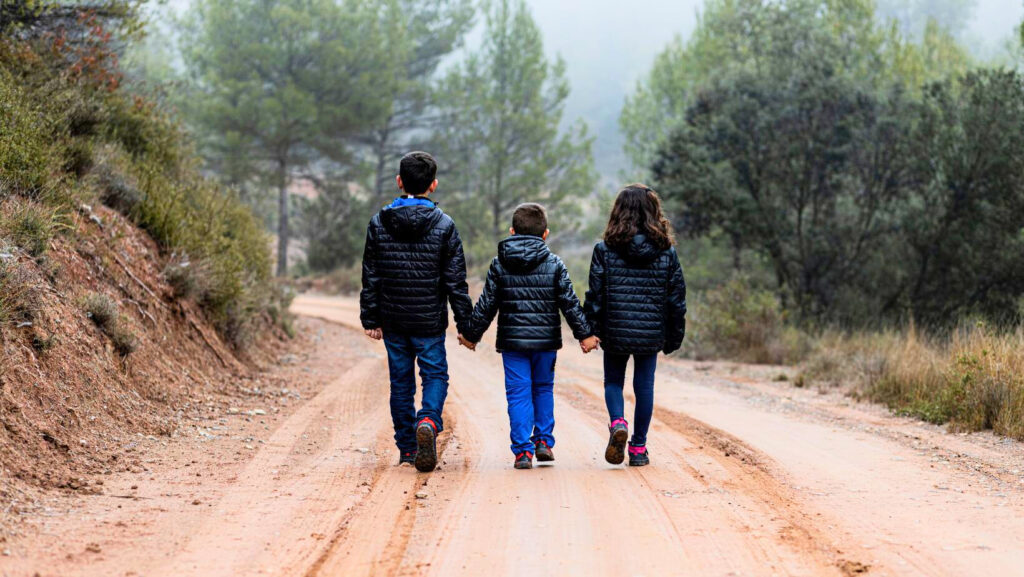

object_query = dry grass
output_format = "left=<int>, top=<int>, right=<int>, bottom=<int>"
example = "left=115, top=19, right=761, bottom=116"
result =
left=83, top=292, right=138, bottom=356
left=800, top=325, right=1024, bottom=439
left=0, top=253, right=38, bottom=325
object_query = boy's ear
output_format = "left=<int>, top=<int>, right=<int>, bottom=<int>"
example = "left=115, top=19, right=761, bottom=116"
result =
left=396, top=175, right=404, bottom=191
left=542, top=229, right=550, bottom=241
left=427, top=179, right=438, bottom=193
left=509, top=227, right=516, bottom=236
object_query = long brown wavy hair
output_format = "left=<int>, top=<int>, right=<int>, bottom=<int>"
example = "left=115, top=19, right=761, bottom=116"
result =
left=603, top=184, right=675, bottom=251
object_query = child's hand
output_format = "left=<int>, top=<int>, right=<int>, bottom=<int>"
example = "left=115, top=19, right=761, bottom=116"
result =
left=457, top=334, right=477, bottom=351
left=364, top=328, right=382, bottom=340
left=580, top=335, right=600, bottom=353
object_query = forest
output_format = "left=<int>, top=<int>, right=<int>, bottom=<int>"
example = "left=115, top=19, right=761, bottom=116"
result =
left=4, top=0, right=1024, bottom=436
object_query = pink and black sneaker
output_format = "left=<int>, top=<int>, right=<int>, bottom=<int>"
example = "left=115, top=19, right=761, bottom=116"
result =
left=628, top=444, right=650, bottom=467
left=398, top=451, right=416, bottom=466
left=605, top=418, right=629, bottom=465
left=415, top=417, right=438, bottom=472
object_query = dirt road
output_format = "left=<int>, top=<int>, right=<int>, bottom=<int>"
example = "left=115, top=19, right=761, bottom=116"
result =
left=7, top=294, right=1024, bottom=576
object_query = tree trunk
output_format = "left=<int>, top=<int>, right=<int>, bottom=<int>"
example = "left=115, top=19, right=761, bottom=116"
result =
left=373, top=121, right=393, bottom=207
left=276, top=158, right=289, bottom=277
left=731, top=231, right=742, bottom=272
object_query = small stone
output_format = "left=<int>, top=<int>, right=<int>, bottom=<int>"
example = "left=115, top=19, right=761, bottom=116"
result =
left=356, top=447, right=370, bottom=454
left=252, top=409, right=267, bottom=416
left=85, top=543, right=102, bottom=553
left=227, top=408, right=240, bottom=415
left=415, top=492, right=428, bottom=499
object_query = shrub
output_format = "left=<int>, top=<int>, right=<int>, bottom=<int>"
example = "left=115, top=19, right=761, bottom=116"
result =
left=870, top=326, right=1024, bottom=438
left=83, top=292, right=138, bottom=356
left=83, top=292, right=118, bottom=329
left=799, top=331, right=900, bottom=392
left=683, top=275, right=809, bottom=364
left=0, top=200, right=58, bottom=257
left=1, top=33, right=283, bottom=348
left=0, top=72, right=58, bottom=196
left=805, top=323, right=1024, bottom=440
left=0, top=255, right=37, bottom=325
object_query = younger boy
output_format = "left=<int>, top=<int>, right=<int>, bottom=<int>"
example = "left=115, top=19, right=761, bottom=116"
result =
left=360, top=151, right=473, bottom=472
left=460, top=203, right=599, bottom=469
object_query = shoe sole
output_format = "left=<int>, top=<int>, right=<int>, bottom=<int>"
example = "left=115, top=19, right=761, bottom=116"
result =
left=414, top=425, right=437, bottom=472
left=514, top=461, right=533, bottom=470
left=605, top=427, right=628, bottom=465
left=628, top=458, right=649, bottom=467
left=536, top=448, right=554, bottom=462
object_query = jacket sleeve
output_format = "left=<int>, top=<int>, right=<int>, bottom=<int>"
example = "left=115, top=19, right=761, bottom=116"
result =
left=556, top=258, right=593, bottom=340
left=443, top=223, right=474, bottom=334
left=583, top=244, right=604, bottom=339
left=463, top=259, right=501, bottom=343
left=664, top=249, right=687, bottom=354
left=359, top=223, right=382, bottom=331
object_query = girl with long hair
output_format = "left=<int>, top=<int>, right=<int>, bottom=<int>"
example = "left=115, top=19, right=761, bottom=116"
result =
left=584, top=184, right=687, bottom=466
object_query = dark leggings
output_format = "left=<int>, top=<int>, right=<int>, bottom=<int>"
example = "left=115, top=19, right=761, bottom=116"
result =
left=603, top=352, right=657, bottom=446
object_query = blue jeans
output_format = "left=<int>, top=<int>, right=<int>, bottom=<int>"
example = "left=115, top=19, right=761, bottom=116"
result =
left=501, top=350, right=557, bottom=455
left=604, top=352, right=657, bottom=446
left=383, top=332, right=449, bottom=453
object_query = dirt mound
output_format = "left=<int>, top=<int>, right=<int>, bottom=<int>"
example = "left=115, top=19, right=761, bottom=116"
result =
left=0, top=201, right=289, bottom=537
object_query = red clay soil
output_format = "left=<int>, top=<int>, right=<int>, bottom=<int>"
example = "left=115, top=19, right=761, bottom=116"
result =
left=0, top=201, right=290, bottom=542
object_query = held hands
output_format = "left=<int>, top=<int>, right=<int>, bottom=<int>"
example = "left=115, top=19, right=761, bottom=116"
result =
left=580, top=335, right=600, bottom=354
left=364, top=328, right=382, bottom=341
left=457, top=333, right=477, bottom=351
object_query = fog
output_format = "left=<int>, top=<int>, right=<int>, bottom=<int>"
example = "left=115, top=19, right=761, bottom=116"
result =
left=162, top=0, right=1024, bottom=177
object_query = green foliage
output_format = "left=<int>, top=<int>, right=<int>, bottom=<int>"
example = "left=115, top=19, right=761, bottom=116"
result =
left=621, top=0, right=970, bottom=175
left=180, top=0, right=400, bottom=276
left=898, top=70, right=1024, bottom=324
left=299, top=181, right=368, bottom=272
left=654, top=47, right=914, bottom=321
left=0, top=200, right=58, bottom=257
left=361, top=0, right=475, bottom=206
left=649, top=0, right=1024, bottom=327
left=434, top=0, right=595, bottom=266
left=0, top=71, right=59, bottom=196
left=1, top=15, right=285, bottom=347
left=683, top=275, right=809, bottom=364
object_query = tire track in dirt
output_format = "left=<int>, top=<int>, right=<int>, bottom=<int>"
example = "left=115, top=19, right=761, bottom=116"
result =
left=305, top=416, right=459, bottom=577
left=143, top=356, right=394, bottom=577
left=556, top=362, right=874, bottom=575
left=367, top=343, right=838, bottom=576
left=288, top=296, right=866, bottom=575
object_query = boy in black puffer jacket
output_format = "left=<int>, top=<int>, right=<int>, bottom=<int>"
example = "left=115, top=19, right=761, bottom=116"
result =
left=360, top=152, right=474, bottom=473
left=460, top=203, right=599, bottom=470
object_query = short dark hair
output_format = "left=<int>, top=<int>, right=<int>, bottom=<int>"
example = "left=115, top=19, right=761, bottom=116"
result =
left=399, top=151, right=437, bottom=195
left=512, top=203, right=548, bottom=237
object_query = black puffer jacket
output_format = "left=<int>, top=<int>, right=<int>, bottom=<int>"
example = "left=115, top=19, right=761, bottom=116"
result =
left=463, top=235, right=591, bottom=351
left=359, top=203, right=473, bottom=336
left=584, top=235, right=686, bottom=354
